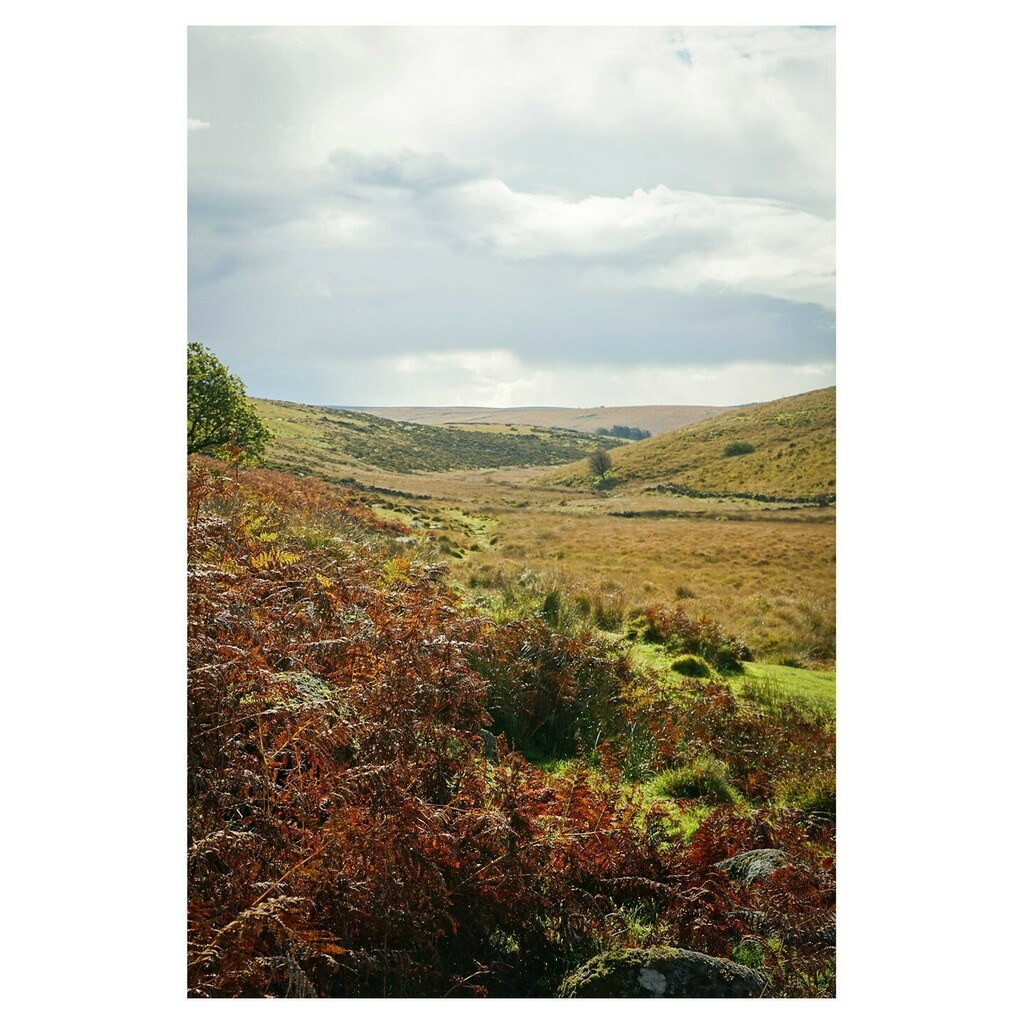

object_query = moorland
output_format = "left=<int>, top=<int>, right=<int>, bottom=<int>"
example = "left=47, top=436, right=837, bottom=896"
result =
left=188, top=380, right=836, bottom=998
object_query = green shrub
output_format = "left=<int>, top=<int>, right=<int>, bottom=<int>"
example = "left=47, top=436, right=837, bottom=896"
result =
left=778, top=772, right=836, bottom=816
left=469, top=618, right=679, bottom=772
left=723, top=440, right=756, bottom=457
left=630, top=605, right=751, bottom=672
left=592, top=593, right=626, bottom=631
left=651, top=756, right=741, bottom=805
left=670, top=654, right=713, bottom=678
left=541, top=588, right=562, bottom=626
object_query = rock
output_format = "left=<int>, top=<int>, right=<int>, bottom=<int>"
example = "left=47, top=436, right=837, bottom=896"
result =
left=558, top=947, right=767, bottom=998
left=715, top=848, right=789, bottom=886
left=478, top=729, right=498, bottom=761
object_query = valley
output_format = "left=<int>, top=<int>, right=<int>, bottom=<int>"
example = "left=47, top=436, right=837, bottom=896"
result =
left=189, top=380, right=836, bottom=998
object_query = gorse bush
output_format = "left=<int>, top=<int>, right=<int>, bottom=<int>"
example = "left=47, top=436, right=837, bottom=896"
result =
left=723, top=440, right=756, bottom=457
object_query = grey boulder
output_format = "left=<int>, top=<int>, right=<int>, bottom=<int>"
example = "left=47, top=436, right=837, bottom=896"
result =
left=559, top=946, right=767, bottom=998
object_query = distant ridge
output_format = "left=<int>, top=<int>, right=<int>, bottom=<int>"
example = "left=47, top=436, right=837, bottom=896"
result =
left=336, top=405, right=725, bottom=436
left=252, top=398, right=627, bottom=477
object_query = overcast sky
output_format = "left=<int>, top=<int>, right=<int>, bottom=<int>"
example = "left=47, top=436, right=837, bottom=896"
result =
left=188, top=25, right=835, bottom=407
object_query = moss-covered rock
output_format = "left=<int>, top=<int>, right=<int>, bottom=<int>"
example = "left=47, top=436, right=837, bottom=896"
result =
left=715, top=848, right=789, bottom=886
left=558, top=946, right=767, bottom=998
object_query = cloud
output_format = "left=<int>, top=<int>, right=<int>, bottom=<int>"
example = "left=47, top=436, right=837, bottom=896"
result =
left=327, top=148, right=489, bottom=193
left=340, top=350, right=834, bottom=408
left=191, top=159, right=834, bottom=309
left=419, top=180, right=835, bottom=308
left=187, top=27, right=835, bottom=406
left=189, top=27, right=834, bottom=207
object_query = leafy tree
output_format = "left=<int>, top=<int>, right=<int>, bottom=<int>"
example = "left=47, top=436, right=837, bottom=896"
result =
left=187, top=342, right=272, bottom=462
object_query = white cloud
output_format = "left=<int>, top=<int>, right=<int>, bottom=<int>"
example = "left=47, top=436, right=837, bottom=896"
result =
left=190, top=26, right=834, bottom=207
left=188, top=27, right=836, bottom=406
left=374, top=349, right=834, bottom=408
left=419, top=180, right=834, bottom=308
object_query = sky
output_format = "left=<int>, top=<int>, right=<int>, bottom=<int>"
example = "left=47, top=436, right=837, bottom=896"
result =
left=188, top=25, right=835, bottom=408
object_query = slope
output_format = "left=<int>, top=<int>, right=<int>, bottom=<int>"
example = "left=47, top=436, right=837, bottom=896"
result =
left=253, top=398, right=627, bottom=478
left=546, top=387, right=836, bottom=502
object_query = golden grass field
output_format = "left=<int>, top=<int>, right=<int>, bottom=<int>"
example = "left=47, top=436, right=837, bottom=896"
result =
left=254, top=391, right=836, bottom=668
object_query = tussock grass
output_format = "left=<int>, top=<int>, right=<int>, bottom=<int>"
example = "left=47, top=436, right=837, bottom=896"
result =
left=650, top=756, right=743, bottom=805
left=451, top=509, right=835, bottom=666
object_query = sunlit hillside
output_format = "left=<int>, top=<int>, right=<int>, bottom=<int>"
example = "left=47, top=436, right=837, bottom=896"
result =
left=547, top=388, right=836, bottom=503
left=253, top=398, right=626, bottom=479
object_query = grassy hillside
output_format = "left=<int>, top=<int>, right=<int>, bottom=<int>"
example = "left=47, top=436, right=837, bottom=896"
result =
left=253, top=398, right=626, bottom=478
left=344, top=404, right=725, bottom=435
left=547, top=387, right=835, bottom=502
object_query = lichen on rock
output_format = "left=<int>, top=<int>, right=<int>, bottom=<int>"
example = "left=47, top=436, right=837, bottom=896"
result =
left=558, top=946, right=768, bottom=998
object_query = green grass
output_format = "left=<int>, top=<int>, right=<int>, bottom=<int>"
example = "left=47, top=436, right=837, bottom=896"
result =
left=736, top=661, right=836, bottom=715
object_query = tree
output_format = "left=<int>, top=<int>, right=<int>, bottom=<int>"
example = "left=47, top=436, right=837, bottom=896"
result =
left=588, top=449, right=613, bottom=477
left=187, top=342, right=272, bottom=462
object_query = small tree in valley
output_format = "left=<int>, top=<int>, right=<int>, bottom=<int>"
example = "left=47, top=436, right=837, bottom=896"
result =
left=588, top=449, right=613, bottom=478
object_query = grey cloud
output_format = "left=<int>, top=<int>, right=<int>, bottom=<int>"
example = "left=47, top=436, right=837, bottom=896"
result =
left=188, top=27, right=834, bottom=406
left=327, top=148, right=489, bottom=193
left=189, top=239, right=833, bottom=375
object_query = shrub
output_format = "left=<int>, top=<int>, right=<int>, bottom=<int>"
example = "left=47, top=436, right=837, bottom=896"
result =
left=540, top=587, right=563, bottom=627
left=671, top=654, right=713, bottom=678
left=778, top=771, right=836, bottom=817
left=588, top=449, right=613, bottom=477
left=651, top=756, right=741, bottom=805
left=592, top=592, right=627, bottom=631
left=723, top=440, right=755, bottom=457
left=628, top=605, right=752, bottom=673
left=467, top=617, right=679, bottom=769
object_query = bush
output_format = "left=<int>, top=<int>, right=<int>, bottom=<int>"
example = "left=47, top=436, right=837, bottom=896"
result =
left=723, top=440, right=755, bottom=457
left=627, top=605, right=751, bottom=673
left=468, top=617, right=678, bottom=767
left=671, top=654, right=713, bottom=678
left=187, top=461, right=834, bottom=998
left=651, top=756, right=741, bottom=805
left=588, top=449, right=613, bottom=477
left=778, top=771, right=836, bottom=816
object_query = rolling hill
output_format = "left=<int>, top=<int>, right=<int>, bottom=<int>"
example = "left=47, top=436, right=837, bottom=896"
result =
left=339, top=404, right=725, bottom=436
left=252, top=398, right=627, bottom=479
left=546, top=387, right=836, bottom=502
